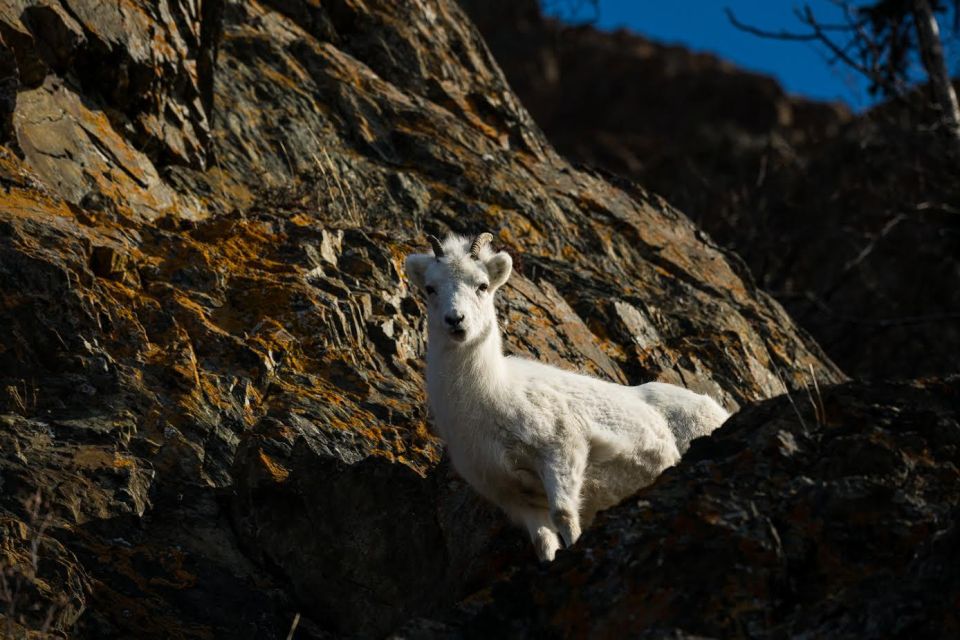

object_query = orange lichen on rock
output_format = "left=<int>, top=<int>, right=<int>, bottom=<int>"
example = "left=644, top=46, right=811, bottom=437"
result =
left=257, top=449, right=290, bottom=483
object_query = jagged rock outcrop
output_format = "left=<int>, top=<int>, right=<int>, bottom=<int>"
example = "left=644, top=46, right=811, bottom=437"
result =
left=405, top=377, right=960, bottom=639
left=461, top=0, right=960, bottom=380
left=8, top=0, right=945, bottom=638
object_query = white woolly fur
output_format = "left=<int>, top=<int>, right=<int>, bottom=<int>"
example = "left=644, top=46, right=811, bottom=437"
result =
left=405, top=233, right=729, bottom=561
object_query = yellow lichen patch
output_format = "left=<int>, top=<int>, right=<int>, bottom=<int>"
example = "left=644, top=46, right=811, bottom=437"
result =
left=258, top=61, right=318, bottom=103
left=258, top=449, right=290, bottom=483
left=72, top=446, right=119, bottom=470
left=0, top=186, right=77, bottom=221
left=493, top=215, right=542, bottom=249
left=559, top=244, right=583, bottom=262
left=288, top=212, right=316, bottom=227
left=113, top=454, right=137, bottom=470
left=147, top=547, right=199, bottom=591
left=442, top=89, right=506, bottom=145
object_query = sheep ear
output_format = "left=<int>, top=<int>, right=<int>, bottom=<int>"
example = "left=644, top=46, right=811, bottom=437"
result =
left=405, top=254, right=432, bottom=291
left=486, top=251, right=513, bottom=289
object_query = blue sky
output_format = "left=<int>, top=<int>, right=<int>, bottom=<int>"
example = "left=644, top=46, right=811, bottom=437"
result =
left=544, top=0, right=960, bottom=111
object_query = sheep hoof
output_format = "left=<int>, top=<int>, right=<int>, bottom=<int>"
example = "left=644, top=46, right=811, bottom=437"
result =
left=534, top=526, right=559, bottom=562
left=551, top=509, right=581, bottom=548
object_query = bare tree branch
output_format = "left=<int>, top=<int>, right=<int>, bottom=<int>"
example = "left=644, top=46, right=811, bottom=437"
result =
left=724, top=8, right=819, bottom=41
left=726, top=4, right=904, bottom=97
left=798, top=5, right=902, bottom=95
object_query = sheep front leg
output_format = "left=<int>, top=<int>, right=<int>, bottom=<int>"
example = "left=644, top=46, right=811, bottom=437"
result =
left=524, top=509, right=561, bottom=562
left=539, top=446, right=587, bottom=548
left=503, top=503, right=561, bottom=562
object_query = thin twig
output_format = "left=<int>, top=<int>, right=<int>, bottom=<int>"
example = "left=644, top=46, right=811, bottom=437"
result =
left=837, top=213, right=907, bottom=276
left=286, top=612, right=301, bottom=640
left=278, top=140, right=296, bottom=178
left=773, top=367, right=808, bottom=432
left=808, top=363, right=826, bottom=425
left=725, top=8, right=818, bottom=40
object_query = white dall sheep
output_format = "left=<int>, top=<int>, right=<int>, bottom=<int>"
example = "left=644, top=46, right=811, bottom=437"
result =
left=405, top=233, right=729, bottom=561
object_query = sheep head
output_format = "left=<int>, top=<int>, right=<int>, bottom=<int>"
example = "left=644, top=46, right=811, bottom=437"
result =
left=405, top=232, right=512, bottom=346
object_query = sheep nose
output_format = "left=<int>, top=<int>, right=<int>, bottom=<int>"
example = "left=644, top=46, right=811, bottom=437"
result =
left=444, top=313, right=464, bottom=327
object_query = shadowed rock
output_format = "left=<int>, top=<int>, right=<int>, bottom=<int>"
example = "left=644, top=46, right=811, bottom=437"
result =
left=408, top=378, right=960, bottom=639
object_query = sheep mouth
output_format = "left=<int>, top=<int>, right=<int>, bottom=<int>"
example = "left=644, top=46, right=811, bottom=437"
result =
left=449, top=328, right=467, bottom=341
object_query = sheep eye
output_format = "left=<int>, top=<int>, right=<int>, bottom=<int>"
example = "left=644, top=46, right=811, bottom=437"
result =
left=477, top=283, right=489, bottom=294
left=425, top=285, right=436, bottom=295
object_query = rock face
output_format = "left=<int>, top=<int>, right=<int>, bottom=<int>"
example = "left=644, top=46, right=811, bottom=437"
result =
left=419, top=378, right=960, bottom=639
left=461, top=0, right=960, bottom=380
left=6, top=0, right=948, bottom=637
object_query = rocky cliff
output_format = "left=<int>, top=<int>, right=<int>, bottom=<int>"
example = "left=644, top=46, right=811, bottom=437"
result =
left=406, top=377, right=960, bottom=639
left=0, top=1, right=953, bottom=638
left=462, top=0, right=960, bottom=380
